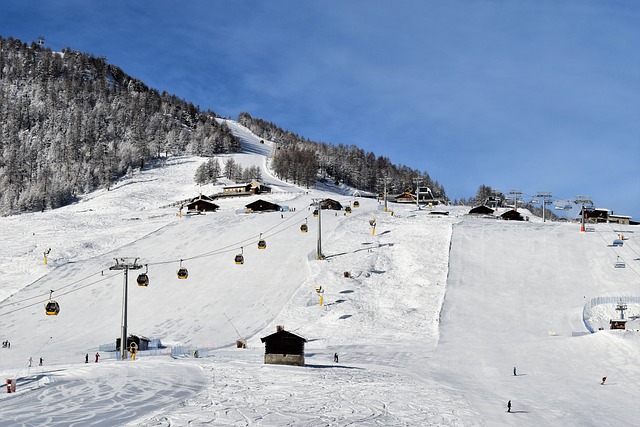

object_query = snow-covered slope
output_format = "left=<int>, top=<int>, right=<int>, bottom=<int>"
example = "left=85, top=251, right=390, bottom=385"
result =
left=0, top=120, right=638, bottom=426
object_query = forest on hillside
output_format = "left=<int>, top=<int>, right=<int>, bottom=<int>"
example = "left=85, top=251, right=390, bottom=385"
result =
left=237, top=112, right=446, bottom=197
left=0, top=36, right=240, bottom=214
left=1, top=35, right=448, bottom=215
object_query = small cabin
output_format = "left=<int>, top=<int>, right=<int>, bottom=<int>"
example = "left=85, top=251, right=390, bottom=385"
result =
left=249, top=181, right=272, bottom=194
left=500, top=209, right=525, bottom=221
left=609, top=319, right=627, bottom=330
left=319, top=198, right=343, bottom=210
left=246, top=199, right=281, bottom=212
left=392, top=192, right=416, bottom=204
left=260, top=328, right=307, bottom=366
left=186, top=195, right=219, bottom=213
left=116, top=334, right=150, bottom=351
left=468, top=205, right=494, bottom=215
left=223, top=183, right=252, bottom=194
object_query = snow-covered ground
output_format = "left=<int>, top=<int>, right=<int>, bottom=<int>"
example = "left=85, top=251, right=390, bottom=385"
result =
left=0, top=120, right=639, bottom=426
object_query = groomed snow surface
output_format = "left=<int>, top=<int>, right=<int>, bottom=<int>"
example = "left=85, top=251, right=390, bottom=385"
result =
left=1, top=121, right=639, bottom=426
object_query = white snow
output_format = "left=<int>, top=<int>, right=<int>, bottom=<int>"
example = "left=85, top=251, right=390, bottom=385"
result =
left=0, top=120, right=639, bottom=426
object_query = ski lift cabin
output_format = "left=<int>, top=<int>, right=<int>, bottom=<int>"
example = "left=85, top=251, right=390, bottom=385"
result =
left=235, top=248, right=244, bottom=265
left=45, top=300, right=60, bottom=316
left=45, top=290, right=59, bottom=315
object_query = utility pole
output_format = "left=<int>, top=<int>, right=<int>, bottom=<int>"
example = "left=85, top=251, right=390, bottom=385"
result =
left=509, top=190, right=522, bottom=211
left=574, top=195, right=593, bottom=232
left=109, top=258, right=142, bottom=360
left=535, top=192, right=552, bottom=222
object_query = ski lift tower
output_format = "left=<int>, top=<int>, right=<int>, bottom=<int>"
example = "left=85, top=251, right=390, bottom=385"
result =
left=312, top=199, right=324, bottom=260
left=611, top=301, right=628, bottom=330
left=509, top=190, right=522, bottom=211
left=535, top=192, right=552, bottom=222
left=616, top=301, right=627, bottom=320
left=574, top=195, right=593, bottom=232
left=109, top=258, right=142, bottom=360
left=414, top=178, right=422, bottom=210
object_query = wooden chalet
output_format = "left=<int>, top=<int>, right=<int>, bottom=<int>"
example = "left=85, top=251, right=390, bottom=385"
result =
left=392, top=192, right=416, bottom=204
left=246, top=199, right=281, bottom=212
left=186, top=194, right=219, bottom=213
left=249, top=180, right=272, bottom=194
left=500, top=209, right=525, bottom=221
left=260, top=327, right=307, bottom=366
left=320, top=198, right=343, bottom=210
left=468, top=205, right=495, bottom=215
left=223, top=183, right=252, bottom=194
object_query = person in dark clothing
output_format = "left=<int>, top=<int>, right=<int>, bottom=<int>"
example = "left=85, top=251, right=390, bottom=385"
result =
left=601, top=376, right=607, bottom=385
left=513, top=367, right=517, bottom=376
left=507, top=400, right=512, bottom=412
left=95, top=352, right=100, bottom=363
left=39, top=357, right=43, bottom=366
left=85, top=353, right=89, bottom=363
left=334, top=353, right=339, bottom=363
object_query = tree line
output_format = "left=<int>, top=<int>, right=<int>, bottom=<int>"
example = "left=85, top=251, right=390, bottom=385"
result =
left=0, top=36, right=241, bottom=214
left=238, top=112, right=446, bottom=197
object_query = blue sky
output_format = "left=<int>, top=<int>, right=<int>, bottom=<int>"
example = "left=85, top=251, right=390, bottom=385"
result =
left=2, top=0, right=639, bottom=219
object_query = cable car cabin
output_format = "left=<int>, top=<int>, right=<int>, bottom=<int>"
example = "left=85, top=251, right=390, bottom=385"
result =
left=137, top=273, right=149, bottom=286
left=345, top=206, right=352, bottom=214
left=300, top=224, right=308, bottom=233
left=313, top=209, right=319, bottom=217
left=235, top=254, right=245, bottom=265
left=177, top=267, right=189, bottom=279
left=353, top=201, right=360, bottom=208
left=258, top=239, right=267, bottom=249
left=45, top=300, right=60, bottom=316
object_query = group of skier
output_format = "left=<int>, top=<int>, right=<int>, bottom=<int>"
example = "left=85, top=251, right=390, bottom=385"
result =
left=506, top=367, right=608, bottom=413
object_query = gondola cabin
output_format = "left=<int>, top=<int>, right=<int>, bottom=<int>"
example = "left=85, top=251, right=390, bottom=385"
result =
left=45, top=300, right=60, bottom=316
left=258, top=239, right=267, bottom=249
left=313, top=209, right=319, bottom=217
left=345, top=206, right=352, bottom=214
left=235, top=253, right=244, bottom=265
left=300, top=224, right=308, bottom=233
left=177, top=267, right=188, bottom=279
left=136, top=273, right=149, bottom=286
left=353, top=200, right=360, bottom=208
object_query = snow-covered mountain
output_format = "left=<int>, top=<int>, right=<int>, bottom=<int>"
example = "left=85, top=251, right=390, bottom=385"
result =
left=0, top=120, right=638, bottom=426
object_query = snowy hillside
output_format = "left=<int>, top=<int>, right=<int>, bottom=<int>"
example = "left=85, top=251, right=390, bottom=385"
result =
left=0, top=120, right=639, bottom=426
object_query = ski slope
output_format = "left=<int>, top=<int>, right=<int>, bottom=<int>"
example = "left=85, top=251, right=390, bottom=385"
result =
left=0, top=120, right=639, bottom=426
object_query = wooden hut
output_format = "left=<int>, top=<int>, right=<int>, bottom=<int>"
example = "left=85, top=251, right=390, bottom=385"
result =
left=500, top=209, right=525, bottom=221
left=260, top=328, right=307, bottom=366
left=468, top=205, right=494, bottom=215
left=116, top=334, right=150, bottom=351
left=320, top=198, right=343, bottom=210
left=246, top=199, right=281, bottom=212
left=186, top=195, right=219, bottom=213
